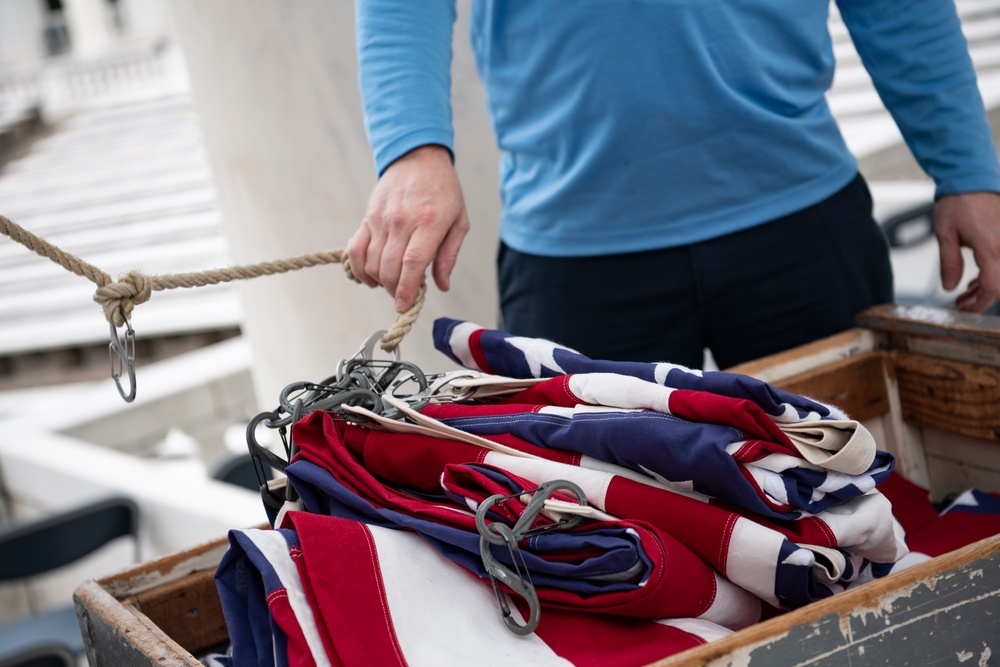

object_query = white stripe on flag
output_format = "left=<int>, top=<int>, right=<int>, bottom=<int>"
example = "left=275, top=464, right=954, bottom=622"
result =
left=725, top=519, right=782, bottom=608
left=368, top=523, right=573, bottom=667
left=245, top=529, right=332, bottom=667
left=656, top=617, right=731, bottom=644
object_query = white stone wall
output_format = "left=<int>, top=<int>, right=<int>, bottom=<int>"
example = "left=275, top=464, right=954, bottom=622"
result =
left=0, top=0, right=47, bottom=65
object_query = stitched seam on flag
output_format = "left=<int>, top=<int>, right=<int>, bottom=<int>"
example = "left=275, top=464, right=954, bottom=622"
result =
left=266, top=589, right=288, bottom=604
left=359, top=525, right=408, bottom=667
left=731, top=440, right=757, bottom=461
left=701, top=565, right=719, bottom=618
left=717, top=513, right=738, bottom=575
left=245, top=530, right=331, bottom=667
left=813, top=518, right=837, bottom=547
left=559, top=376, right=578, bottom=405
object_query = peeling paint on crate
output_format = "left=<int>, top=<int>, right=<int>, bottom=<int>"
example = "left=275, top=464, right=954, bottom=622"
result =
left=100, top=539, right=231, bottom=598
left=852, top=577, right=925, bottom=627
left=680, top=539, right=1000, bottom=667
left=837, top=614, right=852, bottom=642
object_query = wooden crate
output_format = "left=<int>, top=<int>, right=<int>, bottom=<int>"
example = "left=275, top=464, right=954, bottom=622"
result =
left=73, top=305, right=1000, bottom=667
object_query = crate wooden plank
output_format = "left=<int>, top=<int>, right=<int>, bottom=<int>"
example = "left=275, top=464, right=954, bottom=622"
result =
left=124, top=568, right=228, bottom=656
left=75, top=579, right=203, bottom=667
left=923, top=427, right=1000, bottom=498
left=725, top=328, right=876, bottom=383
left=892, top=351, right=1000, bottom=442
left=74, top=537, right=231, bottom=667
left=857, top=304, right=1000, bottom=368
left=770, top=351, right=890, bottom=422
left=653, top=534, right=1000, bottom=666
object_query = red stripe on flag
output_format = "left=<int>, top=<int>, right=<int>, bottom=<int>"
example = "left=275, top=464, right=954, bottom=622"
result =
left=291, top=512, right=408, bottom=667
left=469, top=328, right=493, bottom=373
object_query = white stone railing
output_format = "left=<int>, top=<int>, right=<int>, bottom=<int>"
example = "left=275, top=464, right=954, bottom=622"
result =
left=0, top=42, right=189, bottom=121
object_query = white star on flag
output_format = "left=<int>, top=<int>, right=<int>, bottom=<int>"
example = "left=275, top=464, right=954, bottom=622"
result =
left=505, top=337, right=570, bottom=377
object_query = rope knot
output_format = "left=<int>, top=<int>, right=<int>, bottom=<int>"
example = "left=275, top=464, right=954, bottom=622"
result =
left=94, top=270, right=152, bottom=326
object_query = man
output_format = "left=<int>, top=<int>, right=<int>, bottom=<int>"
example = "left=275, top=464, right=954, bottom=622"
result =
left=348, top=1, right=1000, bottom=368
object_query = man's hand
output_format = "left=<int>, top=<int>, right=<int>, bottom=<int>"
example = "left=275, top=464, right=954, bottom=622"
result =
left=349, top=144, right=470, bottom=313
left=934, top=191, right=1000, bottom=312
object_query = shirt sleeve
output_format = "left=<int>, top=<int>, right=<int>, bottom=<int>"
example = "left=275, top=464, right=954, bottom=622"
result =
left=836, top=0, right=1000, bottom=197
left=355, top=0, right=457, bottom=176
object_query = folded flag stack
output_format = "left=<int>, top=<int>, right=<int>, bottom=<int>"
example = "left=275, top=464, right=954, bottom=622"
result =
left=212, top=319, right=997, bottom=667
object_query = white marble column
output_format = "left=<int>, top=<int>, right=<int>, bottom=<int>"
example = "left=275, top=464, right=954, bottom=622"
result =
left=118, top=0, right=173, bottom=42
left=168, top=0, right=501, bottom=409
left=62, top=0, right=115, bottom=55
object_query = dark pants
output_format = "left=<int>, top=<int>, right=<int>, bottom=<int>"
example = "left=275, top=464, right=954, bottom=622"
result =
left=497, top=174, right=893, bottom=369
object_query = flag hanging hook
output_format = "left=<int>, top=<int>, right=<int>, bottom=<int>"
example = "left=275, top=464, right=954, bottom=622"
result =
left=108, top=308, right=136, bottom=402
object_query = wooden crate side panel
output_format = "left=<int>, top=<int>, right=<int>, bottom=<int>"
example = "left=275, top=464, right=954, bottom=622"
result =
left=74, top=580, right=203, bottom=667
left=771, top=351, right=891, bottom=423
left=878, top=360, right=932, bottom=489
left=725, top=329, right=876, bottom=383
left=923, top=427, right=1000, bottom=497
left=125, top=568, right=229, bottom=656
left=652, top=534, right=1000, bottom=667
left=892, top=351, right=1000, bottom=443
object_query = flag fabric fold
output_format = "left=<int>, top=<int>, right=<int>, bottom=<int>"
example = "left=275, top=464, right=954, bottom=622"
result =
left=286, top=411, right=764, bottom=629
left=216, top=515, right=734, bottom=667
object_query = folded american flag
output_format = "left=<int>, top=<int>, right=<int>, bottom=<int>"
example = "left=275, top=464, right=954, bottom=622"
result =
left=215, top=319, right=922, bottom=666
left=287, top=408, right=905, bottom=611
left=286, top=411, right=763, bottom=629
left=216, top=514, right=733, bottom=667
left=432, top=319, right=895, bottom=520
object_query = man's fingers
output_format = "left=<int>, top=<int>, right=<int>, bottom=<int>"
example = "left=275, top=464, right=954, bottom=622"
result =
left=394, top=228, right=442, bottom=312
left=432, top=207, right=470, bottom=292
left=954, top=279, right=997, bottom=313
left=347, top=225, right=380, bottom=288
left=364, top=223, right=389, bottom=290
left=936, top=227, right=964, bottom=292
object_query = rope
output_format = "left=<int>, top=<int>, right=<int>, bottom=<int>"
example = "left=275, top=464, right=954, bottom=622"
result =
left=0, top=213, right=423, bottom=353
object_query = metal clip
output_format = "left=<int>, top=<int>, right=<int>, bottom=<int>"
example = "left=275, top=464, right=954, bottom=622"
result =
left=108, top=310, right=136, bottom=402
left=475, top=480, right=588, bottom=635
left=335, top=329, right=400, bottom=380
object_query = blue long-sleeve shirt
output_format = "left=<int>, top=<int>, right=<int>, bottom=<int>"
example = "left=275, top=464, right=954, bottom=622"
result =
left=356, top=0, right=1000, bottom=257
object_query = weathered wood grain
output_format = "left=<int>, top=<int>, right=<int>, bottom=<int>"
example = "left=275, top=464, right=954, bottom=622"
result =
left=725, top=329, right=876, bottom=383
left=857, top=305, right=1000, bottom=368
left=125, top=568, right=228, bottom=655
left=74, top=580, right=203, bottom=667
left=892, top=351, right=1000, bottom=442
left=651, top=534, right=1000, bottom=667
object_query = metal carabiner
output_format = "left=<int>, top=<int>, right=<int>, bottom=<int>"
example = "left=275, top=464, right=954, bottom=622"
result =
left=475, top=479, right=588, bottom=635
left=478, top=524, right=542, bottom=636
left=335, top=329, right=400, bottom=380
left=108, top=311, right=136, bottom=402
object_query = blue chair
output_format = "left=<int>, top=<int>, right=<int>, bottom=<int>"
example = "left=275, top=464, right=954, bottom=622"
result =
left=0, top=644, right=75, bottom=667
left=211, top=452, right=273, bottom=492
left=0, top=496, right=140, bottom=664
